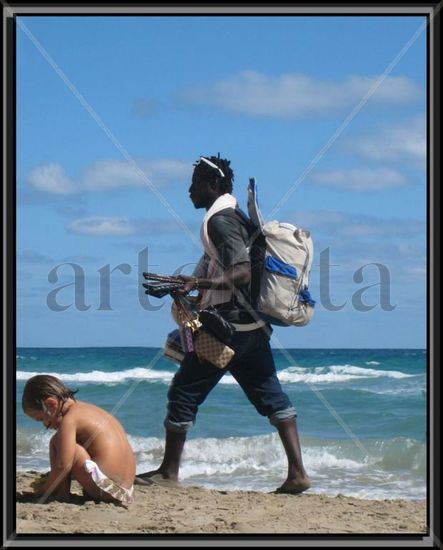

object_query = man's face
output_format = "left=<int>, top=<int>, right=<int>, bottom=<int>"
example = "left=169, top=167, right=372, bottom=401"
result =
left=188, top=171, right=213, bottom=209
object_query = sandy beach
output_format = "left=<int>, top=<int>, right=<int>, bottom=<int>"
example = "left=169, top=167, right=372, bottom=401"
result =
left=16, top=471, right=427, bottom=535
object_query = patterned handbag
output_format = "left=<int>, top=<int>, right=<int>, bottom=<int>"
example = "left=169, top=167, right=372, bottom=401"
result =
left=172, top=296, right=235, bottom=369
left=194, top=329, right=235, bottom=369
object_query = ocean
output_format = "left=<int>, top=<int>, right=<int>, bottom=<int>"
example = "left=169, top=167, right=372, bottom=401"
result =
left=16, top=347, right=427, bottom=501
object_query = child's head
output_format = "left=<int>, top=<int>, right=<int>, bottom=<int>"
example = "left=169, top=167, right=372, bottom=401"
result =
left=22, top=375, right=78, bottom=429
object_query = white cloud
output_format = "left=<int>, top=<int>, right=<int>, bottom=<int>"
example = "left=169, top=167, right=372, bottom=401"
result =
left=27, top=163, right=76, bottom=194
left=291, top=211, right=426, bottom=284
left=347, top=117, right=426, bottom=164
left=27, top=158, right=192, bottom=194
left=288, top=210, right=425, bottom=239
left=18, top=251, right=54, bottom=263
left=310, top=167, right=408, bottom=191
left=67, top=217, right=189, bottom=237
left=81, top=160, right=146, bottom=191
left=184, top=71, right=422, bottom=118
left=402, top=265, right=426, bottom=278
left=67, top=217, right=137, bottom=236
left=339, top=220, right=425, bottom=238
left=287, top=211, right=347, bottom=228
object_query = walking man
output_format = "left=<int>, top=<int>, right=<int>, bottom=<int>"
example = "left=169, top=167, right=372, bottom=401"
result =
left=136, top=155, right=311, bottom=494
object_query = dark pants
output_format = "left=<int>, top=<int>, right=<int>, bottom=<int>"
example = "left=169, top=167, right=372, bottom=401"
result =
left=164, top=326, right=297, bottom=433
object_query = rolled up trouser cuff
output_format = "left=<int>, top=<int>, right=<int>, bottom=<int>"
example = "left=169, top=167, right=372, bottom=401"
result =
left=269, top=406, right=297, bottom=427
left=164, top=418, right=194, bottom=433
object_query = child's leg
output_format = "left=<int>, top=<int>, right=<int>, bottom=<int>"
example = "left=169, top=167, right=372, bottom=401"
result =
left=70, top=444, right=119, bottom=503
left=49, top=434, right=71, bottom=498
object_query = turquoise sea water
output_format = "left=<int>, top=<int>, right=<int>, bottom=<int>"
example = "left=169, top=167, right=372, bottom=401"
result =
left=16, top=347, right=427, bottom=500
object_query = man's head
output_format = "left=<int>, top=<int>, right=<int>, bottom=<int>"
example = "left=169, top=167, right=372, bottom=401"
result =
left=189, top=155, right=234, bottom=209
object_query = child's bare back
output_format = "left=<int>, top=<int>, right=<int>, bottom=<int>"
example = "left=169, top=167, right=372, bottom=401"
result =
left=59, top=400, right=136, bottom=489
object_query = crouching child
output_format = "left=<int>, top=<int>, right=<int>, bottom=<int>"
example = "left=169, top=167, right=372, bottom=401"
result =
left=22, top=374, right=136, bottom=506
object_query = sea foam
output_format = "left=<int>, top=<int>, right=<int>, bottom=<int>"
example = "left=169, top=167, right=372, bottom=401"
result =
left=17, top=368, right=174, bottom=384
left=16, top=430, right=426, bottom=499
left=17, top=364, right=415, bottom=386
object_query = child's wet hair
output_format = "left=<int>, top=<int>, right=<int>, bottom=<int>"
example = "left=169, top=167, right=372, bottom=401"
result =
left=22, top=374, right=79, bottom=412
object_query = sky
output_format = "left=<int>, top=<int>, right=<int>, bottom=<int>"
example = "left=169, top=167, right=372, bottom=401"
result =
left=16, top=15, right=427, bottom=348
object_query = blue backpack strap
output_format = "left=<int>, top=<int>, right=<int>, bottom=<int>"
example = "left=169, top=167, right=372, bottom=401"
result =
left=247, top=178, right=265, bottom=232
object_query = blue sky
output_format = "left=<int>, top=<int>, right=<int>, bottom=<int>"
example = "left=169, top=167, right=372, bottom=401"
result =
left=16, top=15, right=427, bottom=348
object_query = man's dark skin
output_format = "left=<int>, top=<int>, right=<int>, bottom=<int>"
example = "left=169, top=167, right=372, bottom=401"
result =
left=178, top=170, right=251, bottom=294
left=136, top=171, right=311, bottom=494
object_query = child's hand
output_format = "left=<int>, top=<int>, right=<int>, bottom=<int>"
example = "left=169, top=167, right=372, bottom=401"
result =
left=30, top=472, right=50, bottom=493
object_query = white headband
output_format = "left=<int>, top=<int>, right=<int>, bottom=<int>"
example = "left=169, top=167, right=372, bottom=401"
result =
left=199, top=156, right=225, bottom=178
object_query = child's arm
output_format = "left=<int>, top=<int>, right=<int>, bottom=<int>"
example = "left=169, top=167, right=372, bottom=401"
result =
left=35, top=417, right=77, bottom=498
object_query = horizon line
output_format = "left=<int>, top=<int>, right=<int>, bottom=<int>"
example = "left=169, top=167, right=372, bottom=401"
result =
left=16, top=345, right=427, bottom=350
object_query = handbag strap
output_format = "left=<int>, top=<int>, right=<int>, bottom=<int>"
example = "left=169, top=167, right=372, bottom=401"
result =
left=173, top=295, right=200, bottom=324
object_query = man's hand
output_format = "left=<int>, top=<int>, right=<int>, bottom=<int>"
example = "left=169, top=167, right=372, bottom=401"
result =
left=176, top=275, right=199, bottom=295
left=176, top=263, right=251, bottom=294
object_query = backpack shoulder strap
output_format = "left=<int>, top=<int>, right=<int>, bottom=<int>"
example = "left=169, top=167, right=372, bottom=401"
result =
left=210, top=206, right=255, bottom=238
left=247, top=178, right=265, bottom=231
